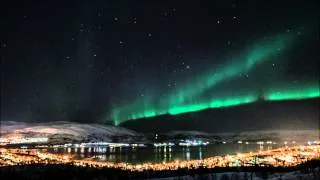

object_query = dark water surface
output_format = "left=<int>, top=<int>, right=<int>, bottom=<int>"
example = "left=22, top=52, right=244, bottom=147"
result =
left=48, top=144, right=280, bottom=164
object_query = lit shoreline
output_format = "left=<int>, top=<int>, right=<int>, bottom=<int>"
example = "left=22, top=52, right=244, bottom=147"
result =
left=1, top=145, right=319, bottom=172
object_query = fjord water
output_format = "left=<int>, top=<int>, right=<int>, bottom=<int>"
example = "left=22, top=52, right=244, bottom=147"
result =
left=49, top=144, right=278, bottom=164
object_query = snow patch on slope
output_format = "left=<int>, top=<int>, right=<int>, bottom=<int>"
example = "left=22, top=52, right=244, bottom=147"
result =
left=0, top=121, right=144, bottom=144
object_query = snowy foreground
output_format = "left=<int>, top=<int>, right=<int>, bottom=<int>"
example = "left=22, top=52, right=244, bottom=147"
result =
left=155, top=168, right=320, bottom=180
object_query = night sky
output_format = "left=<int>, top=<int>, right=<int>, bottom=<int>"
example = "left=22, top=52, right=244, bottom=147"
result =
left=1, top=0, right=319, bottom=126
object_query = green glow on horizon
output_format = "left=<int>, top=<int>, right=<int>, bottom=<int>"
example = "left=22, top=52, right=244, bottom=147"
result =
left=265, top=86, right=320, bottom=101
left=168, top=95, right=257, bottom=115
left=111, top=85, right=319, bottom=125
left=169, top=103, right=209, bottom=115
left=210, top=95, right=257, bottom=108
left=104, top=31, right=319, bottom=126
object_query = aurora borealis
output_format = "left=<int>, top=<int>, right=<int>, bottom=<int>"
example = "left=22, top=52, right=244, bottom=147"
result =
left=112, top=85, right=319, bottom=125
left=109, top=32, right=319, bottom=125
left=2, top=0, right=319, bottom=129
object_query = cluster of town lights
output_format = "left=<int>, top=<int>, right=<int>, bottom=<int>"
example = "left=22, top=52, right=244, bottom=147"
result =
left=1, top=145, right=319, bottom=171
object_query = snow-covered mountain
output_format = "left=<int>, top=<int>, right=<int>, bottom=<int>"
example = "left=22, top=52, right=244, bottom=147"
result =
left=0, top=121, right=145, bottom=144
left=166, top=130, right=211, bottom=137
left=165, top=130, right=319, bottom=143
left=1, top=121, right=318, bottom=145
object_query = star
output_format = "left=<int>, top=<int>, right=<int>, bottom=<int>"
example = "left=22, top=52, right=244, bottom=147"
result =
left=0, top=41, right=7, bottom=48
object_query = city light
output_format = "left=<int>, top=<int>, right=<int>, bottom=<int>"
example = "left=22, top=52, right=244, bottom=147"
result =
left=178, top=140, right=209, bottom=146
left=154, top=142, right=175, bottom=147
left=1, top=145, right=319, bottom=171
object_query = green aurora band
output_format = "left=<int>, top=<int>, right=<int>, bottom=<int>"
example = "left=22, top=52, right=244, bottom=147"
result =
left=108, top=33, right=319, bottom=125
left=168, top=85, right=320, bottom=116
left=163, top=34, right=292, bottom=106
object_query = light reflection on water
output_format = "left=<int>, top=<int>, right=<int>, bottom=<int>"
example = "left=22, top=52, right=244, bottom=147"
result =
left=48, top=144, right=279, bottom=164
